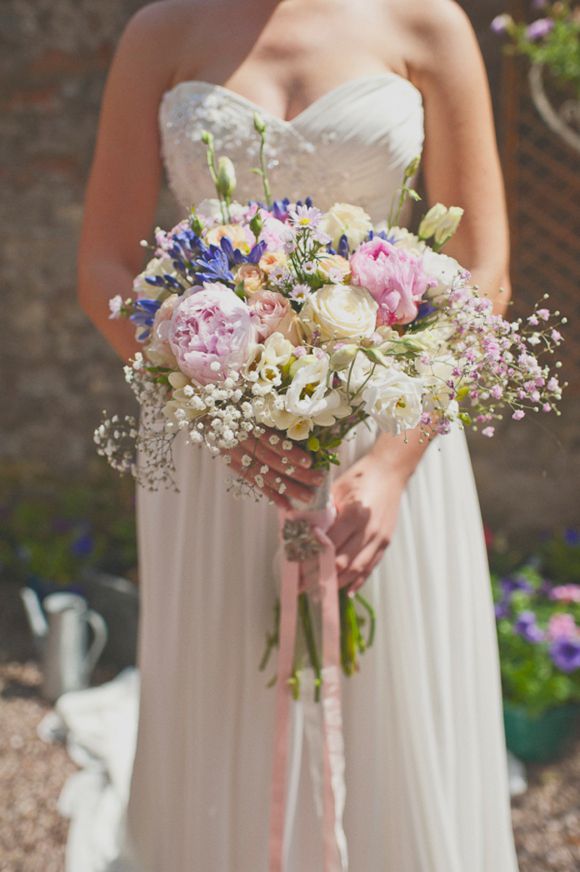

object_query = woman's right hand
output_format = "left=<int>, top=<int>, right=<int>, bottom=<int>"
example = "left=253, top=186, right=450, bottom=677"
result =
left=227, top=428, right=324, bottom=510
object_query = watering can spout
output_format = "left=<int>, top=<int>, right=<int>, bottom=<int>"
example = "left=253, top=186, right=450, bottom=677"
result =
left=20, top=587, right=48, bottom=655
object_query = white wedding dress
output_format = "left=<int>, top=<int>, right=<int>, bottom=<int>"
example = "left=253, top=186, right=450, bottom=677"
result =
left=61, top=73, right=520, bottom=872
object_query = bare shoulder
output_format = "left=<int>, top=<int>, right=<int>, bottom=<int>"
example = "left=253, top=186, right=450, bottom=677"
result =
left=383, top=0, right=480, bottom=84
left=116, top=1, right=200, bottom=73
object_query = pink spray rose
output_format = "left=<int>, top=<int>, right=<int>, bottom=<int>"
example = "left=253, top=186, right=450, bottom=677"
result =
left=248, top=290, right=291, bottom=341
left=168, top=283, right=255, bottom=384
left=349, top=238, right=433, bottom=325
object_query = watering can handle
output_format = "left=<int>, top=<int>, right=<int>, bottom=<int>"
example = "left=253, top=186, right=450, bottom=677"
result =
left=84, top=609, right=108, bottom=676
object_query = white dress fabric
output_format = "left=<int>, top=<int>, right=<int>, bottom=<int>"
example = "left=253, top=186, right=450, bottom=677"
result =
left=100, top=74, right=519, bottom=871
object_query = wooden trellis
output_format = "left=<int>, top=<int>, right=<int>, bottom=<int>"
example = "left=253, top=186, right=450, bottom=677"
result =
left=501, top=41, right=580, bottom=393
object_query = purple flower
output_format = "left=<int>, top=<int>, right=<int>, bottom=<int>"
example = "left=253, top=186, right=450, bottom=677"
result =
left=491, top=13, right=514, bottom=34
left=550, top=638, right=580, bottom=673
left=495, top=600, right=511, bottom=620
left=501, top=575, right=534, bottom=598
left=515, top=611, right=545, bottom=643
left=526, top=18, right=555, bottom=41
left=532, top=0, right=549, bottom=9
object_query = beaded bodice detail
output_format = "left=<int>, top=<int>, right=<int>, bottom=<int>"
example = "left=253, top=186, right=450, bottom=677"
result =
left=158, top=73, right=424, bottom=223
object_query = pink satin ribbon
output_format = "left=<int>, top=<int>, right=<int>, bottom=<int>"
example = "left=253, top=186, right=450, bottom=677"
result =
left=268, top=504, right=348, bottom=872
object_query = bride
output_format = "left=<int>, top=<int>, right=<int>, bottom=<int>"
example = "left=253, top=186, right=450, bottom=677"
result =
left=77, top=0, right=520, bottom=869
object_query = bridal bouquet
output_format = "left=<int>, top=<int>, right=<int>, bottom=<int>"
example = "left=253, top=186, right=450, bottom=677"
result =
left=96, top=115, right=565, bottom=869
left=96, top=116, right=566, bottom=685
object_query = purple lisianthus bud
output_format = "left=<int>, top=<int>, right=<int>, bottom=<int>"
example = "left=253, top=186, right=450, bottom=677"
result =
left=515, top=611, right=545, bottom=643
left=526, top=18, right=555, bottom=40
left=550, top=638, right=580, bottom=673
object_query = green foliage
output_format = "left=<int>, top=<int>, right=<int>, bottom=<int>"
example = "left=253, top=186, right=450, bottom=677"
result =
left=501, top=3, right=580, bottom=95
left=0, top=463, right=137, bottom=586
left=491, top=555, right=580, bottom=716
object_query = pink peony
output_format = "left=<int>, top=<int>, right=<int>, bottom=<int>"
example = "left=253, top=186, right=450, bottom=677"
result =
left=168, top=283, right=255, bottom=384
left=248, top=290, right=291, bottom=341
left=547, top=613, right=579, bottom=642
left=146, top=294, right=179, bottom=368
left=349, top=238, right=433, bottom=325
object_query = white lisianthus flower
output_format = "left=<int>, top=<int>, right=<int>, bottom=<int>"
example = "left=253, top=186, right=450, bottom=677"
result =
left=361, top=369, right=424, bottom=435
left=285, top=353, right=349, bottom=424
left=253, top=393, right=301, bottom=431
left=416, top=355, right=457, bottom=411
left=133, top=254, right=177, bottom=300
left=421, top=249, right=463, bottom=299
left=320, top=203, right=373, bottom=249
left=418, top=204, right=464, bottom=247
left=301, top=283, right=378, bottom=341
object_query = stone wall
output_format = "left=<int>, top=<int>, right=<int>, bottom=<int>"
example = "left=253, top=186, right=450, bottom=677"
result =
left=1, top=0, right=577, bottom=536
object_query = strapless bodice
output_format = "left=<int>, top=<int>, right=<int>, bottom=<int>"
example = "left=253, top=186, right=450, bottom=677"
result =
left=158, top=72, right=424, bottom=223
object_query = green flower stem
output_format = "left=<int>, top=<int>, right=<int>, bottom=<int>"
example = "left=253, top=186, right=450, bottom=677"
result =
left=253, top=113, right=273, bottom=206
left=201, top=130, right=228, bottom=223
left=299, top=592, right=322, bottom=702
left=355, top=591, right=376, bottom=648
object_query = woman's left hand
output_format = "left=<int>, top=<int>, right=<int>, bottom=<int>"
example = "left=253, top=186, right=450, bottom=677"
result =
left=328, top=452, right=406, bottom=594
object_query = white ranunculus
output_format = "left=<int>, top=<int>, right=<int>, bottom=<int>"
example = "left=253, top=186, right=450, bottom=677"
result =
left=133, top=254, right=176, bottom=300
left=301, top=283, right=378, bottom=341
left=320, top=202, right=373, bottom=249
left=361, top=369, right=424, bottom=435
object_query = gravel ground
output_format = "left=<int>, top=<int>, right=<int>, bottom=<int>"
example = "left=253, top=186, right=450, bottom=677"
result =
left=1, top=580, right=579, bottom=871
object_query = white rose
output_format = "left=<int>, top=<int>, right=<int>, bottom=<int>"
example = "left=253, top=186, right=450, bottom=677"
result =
left=301, top=283, right=378, bottom=341
left=320, top=203, right=373, bottom=249
left=133, top=254, right=176, bottom=300
left=361, top=369, right=424, bottom=435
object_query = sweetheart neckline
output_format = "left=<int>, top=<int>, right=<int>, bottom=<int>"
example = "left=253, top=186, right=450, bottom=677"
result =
left=160, top=71, right=423, bottom=126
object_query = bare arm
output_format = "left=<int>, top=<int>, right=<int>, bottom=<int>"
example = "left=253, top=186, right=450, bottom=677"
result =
left=77, top=3, right=182, bottom=361
left=332, top=2, right=510, bottom=588
left=410, top=0, right=511, bottom=316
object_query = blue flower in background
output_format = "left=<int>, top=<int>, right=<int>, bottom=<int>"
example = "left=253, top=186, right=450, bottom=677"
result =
left=550, top=638, right=580, bottom=673
left=514, top=611, right=545, bottom=643
left=501, top=575, right=534, bottom=598
left=494, top=600, right=510, bottom=620
left=71, top=529, right=94, bottom=558
left=564, top=528, right=580, bottom=546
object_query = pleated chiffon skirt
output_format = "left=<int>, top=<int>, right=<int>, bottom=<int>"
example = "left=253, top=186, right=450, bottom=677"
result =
left=124, top=423, right=519, bottom=871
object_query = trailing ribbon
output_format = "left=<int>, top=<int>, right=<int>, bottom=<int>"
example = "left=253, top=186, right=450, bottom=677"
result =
left=268, top=502, right=348, bottom=872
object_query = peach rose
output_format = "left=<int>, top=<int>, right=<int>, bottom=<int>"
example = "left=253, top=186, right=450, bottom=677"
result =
left=248, top=290, right=290, bottom=341
left=235, top=263, right=265, bottom=295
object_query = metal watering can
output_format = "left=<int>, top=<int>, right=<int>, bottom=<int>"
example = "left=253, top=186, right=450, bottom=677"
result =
left=20, top=588, right=108, bottom=702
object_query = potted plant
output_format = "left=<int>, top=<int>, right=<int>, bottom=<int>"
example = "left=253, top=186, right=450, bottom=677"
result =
left=492, top=2, right=580, bottom=152
left=0, top=464, right=139, bottom=669
left=491, top=543, right=580, bottom=762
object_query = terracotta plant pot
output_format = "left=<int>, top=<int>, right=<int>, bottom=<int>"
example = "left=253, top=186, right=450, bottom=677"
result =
left=503, top=699, right=580, bottom=763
